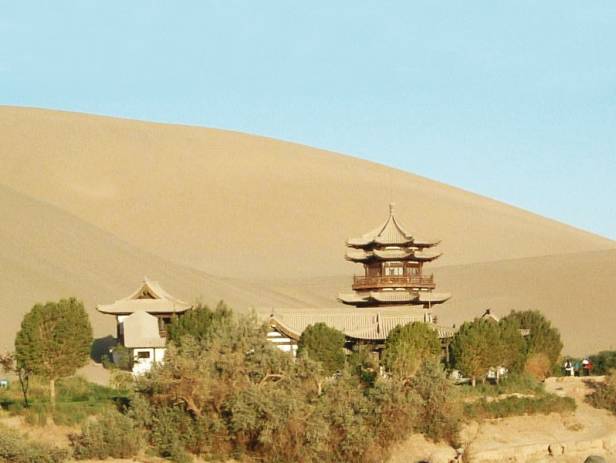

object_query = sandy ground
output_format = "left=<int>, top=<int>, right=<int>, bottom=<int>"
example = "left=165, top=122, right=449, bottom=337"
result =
left=389, top=376, right=616, bottom=463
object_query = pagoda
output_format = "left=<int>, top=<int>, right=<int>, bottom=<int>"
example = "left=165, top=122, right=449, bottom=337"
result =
left=338, top=203, right=450, bottom=308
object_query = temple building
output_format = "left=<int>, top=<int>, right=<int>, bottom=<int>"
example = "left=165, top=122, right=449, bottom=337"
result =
left=96, top=278, right=192, bottom=374
left=265, top=204, right=454, bottom=356
left=338, top=203, right=450, bottom=308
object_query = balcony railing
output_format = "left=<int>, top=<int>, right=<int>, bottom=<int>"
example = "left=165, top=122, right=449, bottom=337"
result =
left=352, top=274, right=435, bottom=290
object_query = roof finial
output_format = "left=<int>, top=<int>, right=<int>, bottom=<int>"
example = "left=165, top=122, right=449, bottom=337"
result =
left=389, top=202, right=396, bottom=216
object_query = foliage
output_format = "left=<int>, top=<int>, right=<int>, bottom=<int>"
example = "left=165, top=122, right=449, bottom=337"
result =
left=15, top=298, right=92, bottom=404
left=502, top=310, right=563, bottom=367
left=348, top=343, right=379, bottom=386
left=166, top=301, right=232, bottom=347
left=460, top=373, right=543, bottom=398
left=410, top=361, right=462, bottom=443
left=70, top=409, right=143, bottom=459
left=110, top=344, right=131, bottom=370
left=132, top=308, right=462, bottom=463
left=464, top=393, right=576, bottom=420
left=297, top=322, right=346, bottom=376
left=451, top=318, right=500, bottom=386
left=0, top=423, right=68, bottom=463
left=382, top=322, right=441, bottom=378
left=524, top=352, right=552, bottom=381
left=495, top=318, right=527, bottom=374
left=589, top=351, right=616, bottom=375
left=0, top=351, right=30, bottom=407
left=586, top=370, right=616, bottom=414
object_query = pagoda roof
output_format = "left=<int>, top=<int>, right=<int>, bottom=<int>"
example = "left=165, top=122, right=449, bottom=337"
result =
left=122, top=311, right=166, bottom=348
left=265, top=308, right=454, bottom=341
left=97, top=278, right=192, bottom=315
left=338, top=290, right=450, bottom=306
left=346, top=203, right=439, bottom=248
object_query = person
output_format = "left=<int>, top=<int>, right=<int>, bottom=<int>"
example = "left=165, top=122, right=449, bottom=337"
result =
left=575, top=360, right=581, bottom=376
left=582, top=358, right=591, bottom=376
left=563, top=359, right=574, bottom=376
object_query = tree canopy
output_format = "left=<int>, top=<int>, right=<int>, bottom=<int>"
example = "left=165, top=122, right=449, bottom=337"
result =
left=166, top=301, right=232, bottom=346
left=382, top=322, right=441, bottom=378
left=451, top=318, right=500, bottom=386
left=502, top=310, right=563, bottom=366
left=15, top=298, right=92, bottom=403
left=297, top=323, right=346, bottom=376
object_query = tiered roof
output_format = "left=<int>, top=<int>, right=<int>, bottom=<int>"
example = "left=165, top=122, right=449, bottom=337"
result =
left=338, top=203, right=451, bottom=307
left=346, top=203, right=440, bottom=250
left=97, top=278, right=192, bottom=315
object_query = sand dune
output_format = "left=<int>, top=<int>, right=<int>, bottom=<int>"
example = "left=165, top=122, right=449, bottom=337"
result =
left=0, top=106, right=612, bottom=279
left=1, top=106, right=614, bottom=355
left=0, top=185, right=328, bottom=350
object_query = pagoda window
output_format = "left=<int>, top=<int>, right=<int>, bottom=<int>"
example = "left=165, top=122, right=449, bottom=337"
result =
left=383, top=262, right=404, bottom=276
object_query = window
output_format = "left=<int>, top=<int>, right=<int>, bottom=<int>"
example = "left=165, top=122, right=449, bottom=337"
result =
left=137, top=351, right=151, bottom=359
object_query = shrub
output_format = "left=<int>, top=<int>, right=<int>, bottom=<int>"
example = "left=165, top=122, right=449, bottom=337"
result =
left=586, top=371, right=616, bottom=413
left=70, top=409, right=142, bottom=459
left=589, top=351, right=616, bottom=375
left=410, top=361, right=462, bottom=443
left=297, top=322, right=346, bottom=376
left=0, top=423, right=68, bottom=463
left=382, top=322, right=441, bottom=378
left=524, top=352, right=552, bottom=381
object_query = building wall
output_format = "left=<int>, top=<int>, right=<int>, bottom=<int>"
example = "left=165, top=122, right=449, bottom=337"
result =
left=266, top=329, right=298, bottom=356
left=131, top=347, right=166, bottom=375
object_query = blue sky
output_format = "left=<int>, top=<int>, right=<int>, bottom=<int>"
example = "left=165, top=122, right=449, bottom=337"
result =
left=1, top=1, right=615, bottom=239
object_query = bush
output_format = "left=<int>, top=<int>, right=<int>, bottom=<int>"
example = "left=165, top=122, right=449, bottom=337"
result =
left=586, top=371, right=616, bottom=413
left=0, top=423, right=68, bottom=463
left=524, top=352, right=552, bottom=381
left=70, top=409, right=142, bottom=459
left=410, top=361, right=462, bottom=443
left=589, top=351, right=616, bottom=375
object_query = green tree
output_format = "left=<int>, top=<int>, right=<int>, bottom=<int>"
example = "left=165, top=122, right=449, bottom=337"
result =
left=382, top=322, right=441, bottom=378
left=15, top=298, right=92, bottom=406
left=495, top=318, right=527, bottom=376
left=502, top=310, right=563, bottom=367
left=451, top=319, right=499, bottom=386
left=297, top=323, right=346, bottom=376
left=166, top=301, right=232, bottom=346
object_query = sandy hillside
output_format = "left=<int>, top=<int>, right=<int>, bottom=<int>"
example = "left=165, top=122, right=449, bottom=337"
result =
left=0, top=106, right=613, bottom=279
left=1, top=106, right=615, bottom=355
left=0, top=184, right=329, bottom=350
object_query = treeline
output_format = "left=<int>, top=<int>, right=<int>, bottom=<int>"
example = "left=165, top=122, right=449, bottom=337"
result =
left=1, top=298, right=572, bottom=463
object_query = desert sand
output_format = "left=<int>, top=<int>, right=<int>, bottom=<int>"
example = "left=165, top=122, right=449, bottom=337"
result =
left=0, top=106, right=614, bottom=355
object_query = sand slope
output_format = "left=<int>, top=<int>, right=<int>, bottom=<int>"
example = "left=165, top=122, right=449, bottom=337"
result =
left=0, top=185, right=327, bottom=350
left=0, top=106, right=613, bottom=279
left=1, top=106, right=615, bottom=355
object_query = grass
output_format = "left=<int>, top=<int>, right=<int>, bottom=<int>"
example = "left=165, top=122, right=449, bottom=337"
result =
left=464, top=394, right=576, bottom=420
left=0, top=376, right=129, bottom=427
left=457, top=373, right=544, bottom=399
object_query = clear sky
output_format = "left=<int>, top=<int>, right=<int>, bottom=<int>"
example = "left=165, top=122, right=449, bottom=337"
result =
left=1, top=2, right=615, bottom=239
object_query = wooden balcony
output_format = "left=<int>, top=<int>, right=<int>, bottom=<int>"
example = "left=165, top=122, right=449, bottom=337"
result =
left=352, top=274, right=435, bottom=291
